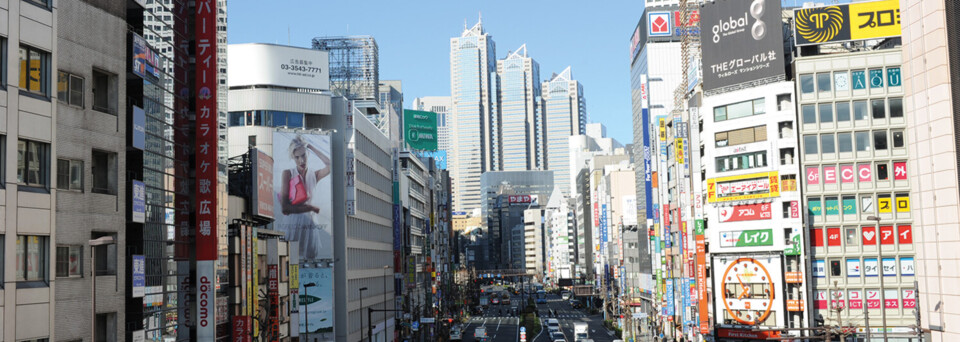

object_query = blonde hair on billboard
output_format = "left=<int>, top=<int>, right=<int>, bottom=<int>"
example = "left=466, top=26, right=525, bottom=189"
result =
left=288, top=134, right=307, bottom=159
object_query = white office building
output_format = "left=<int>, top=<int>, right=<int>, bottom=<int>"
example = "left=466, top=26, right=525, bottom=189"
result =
left=497, top=44, right=543, bottom=171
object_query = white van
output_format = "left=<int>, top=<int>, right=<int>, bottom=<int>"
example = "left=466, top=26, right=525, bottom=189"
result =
left=546, top=318, right=561, bottom=333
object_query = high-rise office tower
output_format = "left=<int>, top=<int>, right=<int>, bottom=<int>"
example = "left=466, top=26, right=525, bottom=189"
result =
left=543, top=67, right=586, bottom=196
left=413, top=96, right=452, bottom=153
left=450, top=18, right=497, bottom=212
left=497, top=44, right=543, bottom=171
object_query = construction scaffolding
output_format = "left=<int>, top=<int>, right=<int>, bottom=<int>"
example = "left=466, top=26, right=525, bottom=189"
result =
left=312, top=36, right=380, bottom=103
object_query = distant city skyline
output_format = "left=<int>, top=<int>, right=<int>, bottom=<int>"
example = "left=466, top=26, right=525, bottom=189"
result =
left=228, top=0, right=644, bottom=144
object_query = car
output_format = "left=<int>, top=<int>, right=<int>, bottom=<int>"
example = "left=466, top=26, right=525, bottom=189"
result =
left=551, top=331, right=566, bottom=342
left=561, top=291, right=572, bottom=300
left=546, top=318, right=561, bottom=333
left=569, top=299, right=581, bottom=309
left=491, top=298, right=500, bottom=305
left=449, top=327, right=462, bottom=341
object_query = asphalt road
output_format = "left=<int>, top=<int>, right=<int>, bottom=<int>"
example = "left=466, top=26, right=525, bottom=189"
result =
left=534, top=294, right=617, bottom=342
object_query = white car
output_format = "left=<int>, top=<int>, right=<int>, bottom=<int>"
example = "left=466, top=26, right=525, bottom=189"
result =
left=449, top=327, right=462, bottom=341
left=546, top=318, right=561, bottom=333
left=561, top=291, right=572, bottom=300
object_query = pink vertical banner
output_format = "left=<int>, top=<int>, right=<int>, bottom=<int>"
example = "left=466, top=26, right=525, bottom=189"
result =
left=858, top=164, right=872, bottom=182
left=894, top=162, right=907, bottom=180
left=806, top=167, right=820, bottom=185
left=823, top=166, right=837, bottom=183
left=840, top=165, right=855, bottom=183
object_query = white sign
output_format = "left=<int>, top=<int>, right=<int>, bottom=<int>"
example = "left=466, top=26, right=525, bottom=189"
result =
left=196, top=260, right=217, bottom=340
left=132, top=330, right=145, bottom=342
left=228, top=44, right=330, bottom=90
left=716, top=177, right=771, bottom=197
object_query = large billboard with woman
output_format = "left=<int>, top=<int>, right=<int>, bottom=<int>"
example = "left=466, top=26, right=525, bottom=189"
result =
left=273, top=131, right=333, bottom=262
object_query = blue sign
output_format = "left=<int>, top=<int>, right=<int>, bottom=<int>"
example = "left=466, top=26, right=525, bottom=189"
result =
left=133, top=106, right=146, bottom=150
left=665, top=279, right=675, bottom=316
left=681, top=278, right=691, bottom=325
left=132, top=255, right=145, bottom=297
left=411, top=321, right=420, bottom=331
left=393, top=204, right=402, bottom=251
left=600, top=204, right=608, bottom=252
left=416, top=150, right=447, bottom=170
left=132, top=180, right=146, bottom=223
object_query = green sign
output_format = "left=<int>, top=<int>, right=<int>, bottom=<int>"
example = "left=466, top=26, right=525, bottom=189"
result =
left=852, top=70, right=866, bottom=90
left=887, top=67, right=901, bottom=87
left=825, top=198, right=840, bottom=216
left=809, top=198, right=822, bottom=216
left=403, top=110, right=438, bottom=151
left=694, top=219, right=705, bottom=236
left=842, top=197, right=857, bottom=215
left=734, top=229, right=774, bottom=247
left=785, top=234, right=802, bottom=256
left=869, top=68, right=884, bottom=88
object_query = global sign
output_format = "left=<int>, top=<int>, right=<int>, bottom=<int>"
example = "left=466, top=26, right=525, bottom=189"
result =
left=701, top=0, right=786, bottom=92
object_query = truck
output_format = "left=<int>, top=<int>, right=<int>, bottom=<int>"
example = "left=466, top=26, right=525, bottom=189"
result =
left=573, top=322, right=589, bottom=341
left=474, top=326, right=487, bottom=341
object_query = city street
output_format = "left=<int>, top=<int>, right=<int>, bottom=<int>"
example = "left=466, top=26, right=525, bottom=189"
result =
left=533, top=294, right=618, bottom=342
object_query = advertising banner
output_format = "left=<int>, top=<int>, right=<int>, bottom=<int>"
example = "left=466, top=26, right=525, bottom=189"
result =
left=132, top=106, right=146, bottom=150
left=793, top=0, right=900, bottom=46
left=300, top=268, right=334, bottom=334
left=642, top=75, right=654, bottom=221
left=132, top=180, right=145, bottom=223
left=508, top=195, right=538, bottom=206
left=268, top=265, right=280, bottom=341
left=695, top=223, right=708, bottom=334
left=718, top=229, right=774, bottom=247
left=132, top=255, right=145, bottom=298
left=131, top=33, right=161, bottom=83
left=665, top=279, right=675, bottom=316
left=273, top=131, right=333, bottom=262
left=707, top=171, right=780, bottom=203
left=404, top=110, right=439, bottom=151
left=416, top=150, right=447, bottom=169
left=228, top=44, right=329, bottom=90
left=718, top=203, right=773, bottom=222
left=701, top=0, right=786, bottom=92
left=232, top=316, right=252, bottom=342
left=194, top=1, right=219, bottom=339
left=251, top=149, right=275, bottom=219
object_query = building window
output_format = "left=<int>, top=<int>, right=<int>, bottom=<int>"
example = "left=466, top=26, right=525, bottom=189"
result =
left=16, top=235, right=48, bottom=283
left=779, top=148, right=794, bottom=165
left=818, top=103, right=834, bottom=123
left=91, top=150, right=117, bottom=195
left=94, top=312, right=117, bottom=342
left=873, top=130, right=888, bottom=150
left=23, top=0, right=52, bottom=9
left=0, top=37, right=6, bottom=88
left=776, top=94, right=791, bottom=111
left=800, top=74, right=814, bottom=94
left=820, top=134, right=836, bottom=154
left=803, top=135, right=818, bottom=155
left=817, top=73, right=832, bottom=92
left=92, top=69, right=117, bottom=114
left=837, top=133, right=853, bottom=153
left=871, top=99, right=886, bottom=119
left=889, top=98, right=903, bottom=118
left=18, top=44, right=51, bottom=96
left=853, top=100, right=868, bottom=121
left=854, top=131, right=870, bottom=152
left=836, top=102, right=850, bottom=122
left=17, top=139, right=50, bottom=188
left=92, top=233, right=117, bottom=276
left=713, top=98, right=765, bottom=122
left=714, top=125, right=766, bottom=147
left=56, top=245, right=83, bottom=277
left=715, top=151, right=767, bottom=172
left=57, top=71, right=84, bottom=107
left=57, top=159, right=83, bottom=191
left=801, top=105, right=816, bottom=124
left=892, top=130, right=905, bottom=148
left=877, top=162, right=889, bottom=180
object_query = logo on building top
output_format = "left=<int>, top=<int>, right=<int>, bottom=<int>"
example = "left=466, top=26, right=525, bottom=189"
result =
left=649, top=12, right=672, bottom=37
left=796, top=6, right=846, bottom=43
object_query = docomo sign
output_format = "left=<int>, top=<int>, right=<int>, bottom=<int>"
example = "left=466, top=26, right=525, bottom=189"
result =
left=197, top=264, right=215, bottom=329
left=718, top=203, right=773, bottom=222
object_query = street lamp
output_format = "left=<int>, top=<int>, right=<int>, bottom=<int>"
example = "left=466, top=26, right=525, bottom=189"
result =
left=359, top=287, right=369, bottom=342
left=303, top=282, right=317, bottom=342
left=89, top=235, right=115, bottom=342
left=867, top=215, right=889, bottom=342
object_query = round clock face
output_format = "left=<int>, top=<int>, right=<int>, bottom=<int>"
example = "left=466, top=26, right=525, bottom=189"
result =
left=720, top=257, right=775, bottom=325
left=835, top=73, right=849, bottom=90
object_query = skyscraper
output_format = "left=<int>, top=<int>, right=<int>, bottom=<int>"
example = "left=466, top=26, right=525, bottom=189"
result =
left=497, top=44, right=543, bottom=171
left=413, top=96, right=452, bottom=153
left=450, top=19, right=498, bottom=212
left=543, top=67, right=587, bottom=196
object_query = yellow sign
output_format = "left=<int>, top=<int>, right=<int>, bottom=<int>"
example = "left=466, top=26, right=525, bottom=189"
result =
left=878, top=197, right=893, bottom=213
left=895, top=194, right=910, bottom=212
left=675, top=138, right=685, bottom=165
left=659, top=118, right=667, bottom=142
left=707, top=171, right=780, bottom=203
left=793, top=0, right=900, bottom=46
left=289, top=264, right=299, bottom=289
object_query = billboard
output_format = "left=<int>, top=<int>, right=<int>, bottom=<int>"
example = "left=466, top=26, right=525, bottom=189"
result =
left=403, top=110, right=439, bottom=151
left=228, top=44, right=329, bottom=90
left=508, top=194, right=538, bottom=206
left=707, top=171, right=781, bottom=203
left=251, top=149, right=275, bottom=219
left=793, top=0, right=900, bottom=46
left=273, top=131, right=333, bottom=261
left=132, top=106, right=146, bottom=150
left=416, top=150, right=447, bottom=169
left=131, top=33, right=161, bottom=83
left=132, top=255, right=145, bottom=298
left=299, top=268, right=334, bottom=334
left=718, top=203, right=773, bottom=222
left=701, top=0, right=786, bottom=92
left=712, top=254, right=785, bottom=327
left=132, top=180, right=146, bottom=223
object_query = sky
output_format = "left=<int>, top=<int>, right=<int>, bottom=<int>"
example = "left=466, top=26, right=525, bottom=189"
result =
left=228, top=0, right=645, bottom=144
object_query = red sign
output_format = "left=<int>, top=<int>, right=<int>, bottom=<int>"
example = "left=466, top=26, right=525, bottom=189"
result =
left=232, top=316, right=252, bottom=342
left=880, top=226, right=895, bottom=245
left=508, top=195, right=536, bottom=205
left=254, top=150, right=274, bottom=218
left=827, top=228, right=841, bottom=246
left=898, top=225, right=913, bottom=244
left=885, top=297, right=899, bottom=309
left=268, top=265, right=280, bottom=342
left=903, top=289, right=916, bottom=309
left=858, top=164, right=872, bottom=182
left=866, top=290, right=882, bottom=309
left=718, top=203, right=773, bottom=222
left=790, top=201, right=800, bottom=218
left=649, top=12, right=671, bottom=35
left=831, top=290, right=846, bottom=309
left=813, top=228, right=824, bottom=247
left=195, top=0, right=219, bottom=262
left=840, top=165, right=855, bottom=183
left=823, top=166, right=837, bottom=183
left=848, top=290, right=863, bottom=309
left=717, top=329, right=781, bottom=340
left=862, top=226, right=877, bottom=245
left=674, top=10, right=701, bottom=27
left=894, top=162, right=907, bottom=180
left=593, top=202, right=600, bottom=227
left=806, top=167, right=820, bottom=185
left=816, top=291, right=827, bottom=309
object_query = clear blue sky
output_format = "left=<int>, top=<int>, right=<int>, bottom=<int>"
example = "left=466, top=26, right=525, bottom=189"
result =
left=228, top=0, right=645, bottom=144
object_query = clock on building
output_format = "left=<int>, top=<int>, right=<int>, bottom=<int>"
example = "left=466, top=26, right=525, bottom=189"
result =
left=720, top=257, right=776, bottom=325
left=834, top=72, right=849, bottom=91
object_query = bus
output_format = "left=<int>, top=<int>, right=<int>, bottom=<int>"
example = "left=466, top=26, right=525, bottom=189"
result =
left=536, top=290, right=547, bottom=303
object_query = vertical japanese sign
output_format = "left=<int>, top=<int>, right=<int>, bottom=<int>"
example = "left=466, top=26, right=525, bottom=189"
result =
left=232, top=316, right=252, bottom=342
left=694, top=220, right=708, bottom=334
left=268, top=265, right=280, bottom=341
left=132, top=180, right=146, bottom=223
left=195, top=0, right=219, bottom=339
left=641, top=75, right=653, bottom=221
left=132, top=255, right=145, bottom=298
